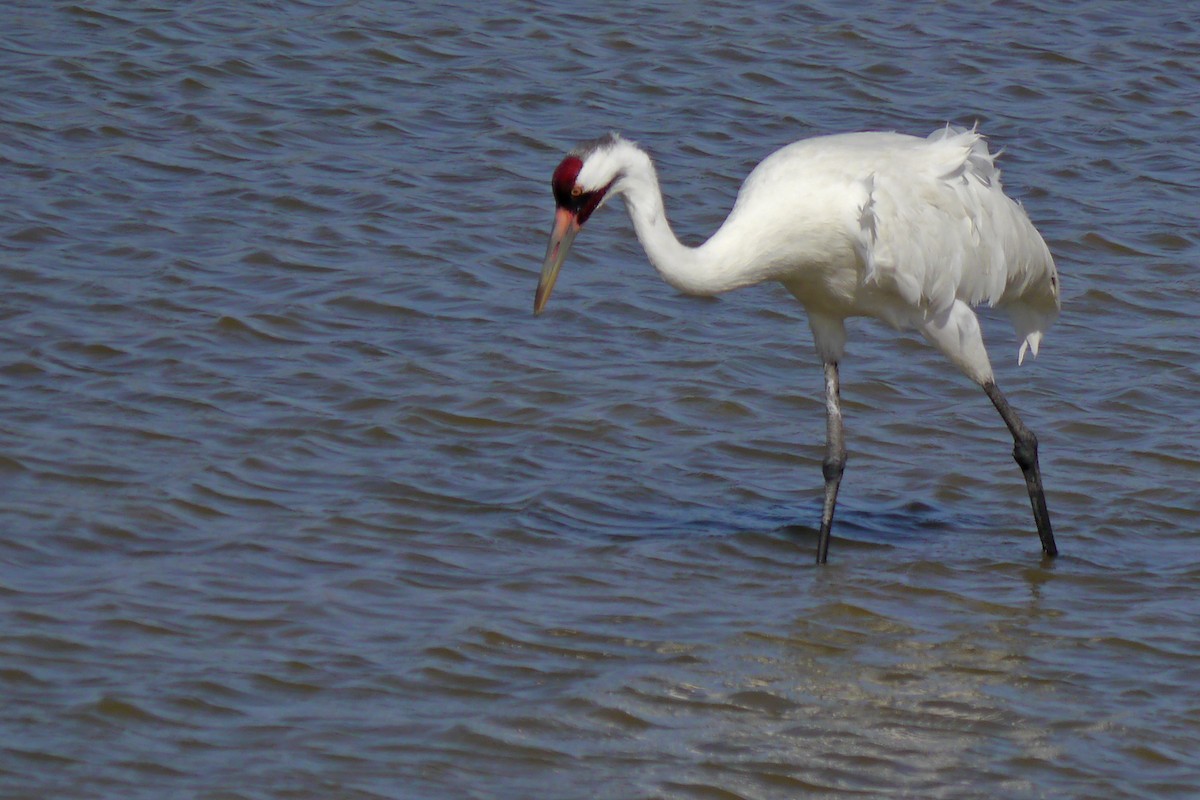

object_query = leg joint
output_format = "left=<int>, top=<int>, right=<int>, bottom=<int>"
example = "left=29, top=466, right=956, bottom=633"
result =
left=823, top=450, right=847, bottom=482
left=1012, top=430, right=1038, bottom=471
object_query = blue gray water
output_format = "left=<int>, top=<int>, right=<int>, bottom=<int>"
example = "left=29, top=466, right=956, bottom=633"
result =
left=2, top=2, right=1199, bottom=798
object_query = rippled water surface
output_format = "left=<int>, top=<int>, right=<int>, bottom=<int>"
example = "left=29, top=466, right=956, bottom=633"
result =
left=3, top=2, right=1199, bottom=798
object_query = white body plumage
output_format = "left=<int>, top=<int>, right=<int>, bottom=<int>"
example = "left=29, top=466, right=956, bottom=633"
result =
left=576, top=128, right=1059, bottom=385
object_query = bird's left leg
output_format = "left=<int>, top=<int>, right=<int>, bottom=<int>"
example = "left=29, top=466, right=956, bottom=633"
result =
left=816, top=360, right=846, bottom=564
left=919, top=301, right=1058, bottom=558
left=983, top=381, right=1058, bottom=557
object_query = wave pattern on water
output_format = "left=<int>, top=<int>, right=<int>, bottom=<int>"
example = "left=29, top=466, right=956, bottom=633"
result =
left=2, top=1, right=1200, bottom=798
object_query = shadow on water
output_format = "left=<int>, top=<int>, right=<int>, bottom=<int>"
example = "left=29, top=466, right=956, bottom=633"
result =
left=590, top=496, right=988, bottom=555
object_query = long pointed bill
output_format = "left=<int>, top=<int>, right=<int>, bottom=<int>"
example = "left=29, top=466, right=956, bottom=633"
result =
left=535, top=207, right=580, bottom=314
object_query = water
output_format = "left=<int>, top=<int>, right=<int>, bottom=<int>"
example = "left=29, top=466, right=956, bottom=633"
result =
left=2, top=1, right=1199, bottom=797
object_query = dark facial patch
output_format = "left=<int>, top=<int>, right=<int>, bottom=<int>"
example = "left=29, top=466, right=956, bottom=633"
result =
left=574, top=184, right=610, bottom=225
left=550, top=153, right=611, bottom=226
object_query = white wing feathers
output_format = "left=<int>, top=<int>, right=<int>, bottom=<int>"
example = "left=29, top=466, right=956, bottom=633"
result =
left=857, top=127, right=1060, bottom=363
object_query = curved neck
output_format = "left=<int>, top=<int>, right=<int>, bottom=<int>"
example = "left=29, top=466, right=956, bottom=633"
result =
left=614, top=145, right=760, bottom=296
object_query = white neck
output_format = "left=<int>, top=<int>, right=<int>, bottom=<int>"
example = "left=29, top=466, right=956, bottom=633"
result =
left=610, top=143, right=765, bottom=296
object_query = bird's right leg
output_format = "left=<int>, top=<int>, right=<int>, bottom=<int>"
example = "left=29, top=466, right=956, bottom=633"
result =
left=817, top=361, right=846, bottom=564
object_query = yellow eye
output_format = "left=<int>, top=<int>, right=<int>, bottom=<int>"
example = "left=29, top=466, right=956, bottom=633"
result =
left=570, top=186, right=583, bottom=197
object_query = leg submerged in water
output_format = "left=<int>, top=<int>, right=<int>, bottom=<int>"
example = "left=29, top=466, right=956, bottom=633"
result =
left=816, top=361, right=847, bottom=564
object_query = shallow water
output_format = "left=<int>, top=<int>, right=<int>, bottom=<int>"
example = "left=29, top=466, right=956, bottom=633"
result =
left=2, top=2, right=1199, bottom=798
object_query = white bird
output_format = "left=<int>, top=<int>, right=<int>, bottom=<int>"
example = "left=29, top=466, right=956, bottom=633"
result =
left=535, top=127, right=1060, bottom=563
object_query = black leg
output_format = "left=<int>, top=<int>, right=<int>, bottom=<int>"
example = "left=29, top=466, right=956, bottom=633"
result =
left=983, top=380, right=1058, bottom=557
left=817, top=361, right=847, bottom=564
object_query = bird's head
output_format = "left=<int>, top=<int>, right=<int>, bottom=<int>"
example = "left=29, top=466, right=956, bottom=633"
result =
left=535, top=133, right=628, bottom=314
